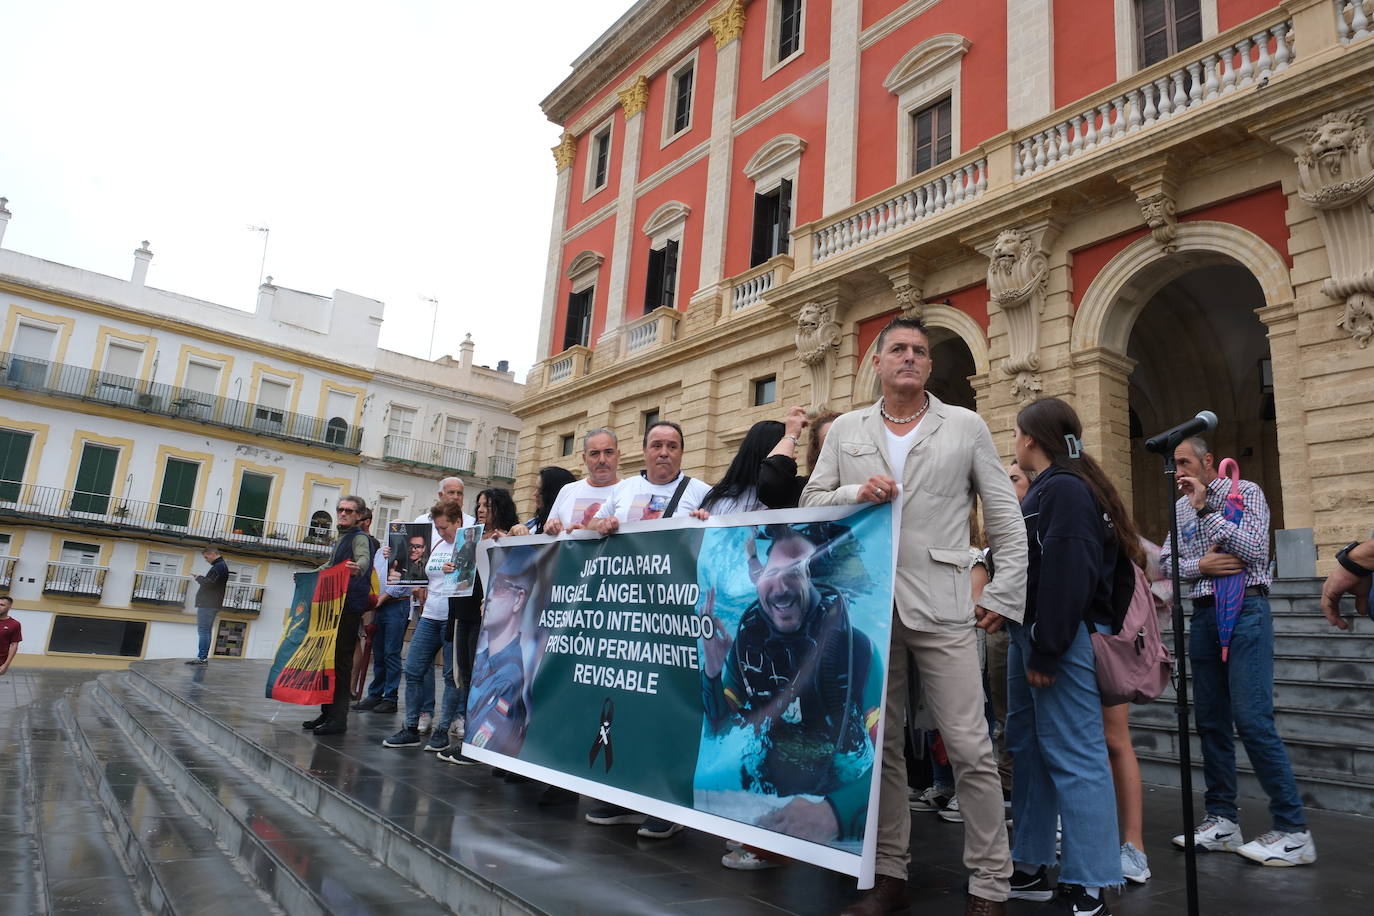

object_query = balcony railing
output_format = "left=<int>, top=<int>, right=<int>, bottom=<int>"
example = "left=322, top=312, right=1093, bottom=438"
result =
left=0, top=352, right=362, bottom=452
left=1337, top=1, right=1372, bottom=43
left=0, top=555, right=15, bottom=589
left=488, top=455, right=517, bottom=480
left=622, top=305, right=681, bottom=356
left=223, top=582, right=266, bottom=615
left=1013, top=17, right=1293, bottom=180
left=381, top=435, right=476, bottom=475
left=44, top=562, right=108, bottom=598
left=0, top=480, right=331, bottom=559
left=131, top=571, right=191, bottom=606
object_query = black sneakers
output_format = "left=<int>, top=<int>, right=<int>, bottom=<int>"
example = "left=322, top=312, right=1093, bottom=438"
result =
left=1008, top=866, right=1054, bottom=902
left=1059, top=884, right=1110, bottom=916
left=382, top=727, right=422, bottom=748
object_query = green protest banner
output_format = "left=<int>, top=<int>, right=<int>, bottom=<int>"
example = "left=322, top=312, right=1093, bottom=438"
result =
left=466, top=503, right=895, bottom=880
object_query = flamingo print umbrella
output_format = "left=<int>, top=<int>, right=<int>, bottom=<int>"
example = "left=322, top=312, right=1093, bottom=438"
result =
left=1214, top=458, right=1247, bottom=662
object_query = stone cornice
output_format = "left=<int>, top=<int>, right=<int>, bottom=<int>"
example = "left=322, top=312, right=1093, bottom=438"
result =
left=540, top=0, right=717, bottom=126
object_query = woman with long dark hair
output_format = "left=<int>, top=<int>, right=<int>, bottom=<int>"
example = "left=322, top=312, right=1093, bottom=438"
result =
left=527, top=467, right=577, bottom=534
left=700, top=421, right=785, bottom=515
left=757, top=407, right=840, bottom=509
left=1005, top=397, right=1135, bottom=915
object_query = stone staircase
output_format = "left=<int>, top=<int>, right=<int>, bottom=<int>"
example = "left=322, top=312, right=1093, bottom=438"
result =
left=9, top=667, right=540, bottom=916
left=1131, top=578, right=1374, bottom=818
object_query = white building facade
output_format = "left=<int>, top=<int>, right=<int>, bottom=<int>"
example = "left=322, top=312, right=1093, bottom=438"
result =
left=0, top=201, right=523, bottom=667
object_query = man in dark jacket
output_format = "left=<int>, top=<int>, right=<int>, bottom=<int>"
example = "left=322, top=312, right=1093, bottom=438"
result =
left=306, top=495, right=374, bottom=736
left=188, top=547, right=229, bottom=665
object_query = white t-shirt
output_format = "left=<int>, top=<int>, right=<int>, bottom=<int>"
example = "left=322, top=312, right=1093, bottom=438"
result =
left=885, top=423, right=921, bottom=479
left=548, top=478, right=620, bottom=530
left=595, top=471, right=712, bottom=523
left=421, top=537, right=459, bottom=621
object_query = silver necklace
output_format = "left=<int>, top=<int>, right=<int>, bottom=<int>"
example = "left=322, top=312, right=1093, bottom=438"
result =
left=880, top=394, right=929, bottom=425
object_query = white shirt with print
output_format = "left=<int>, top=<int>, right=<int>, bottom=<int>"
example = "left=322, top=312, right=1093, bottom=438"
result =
left=595, top=471, right=712, bottom=523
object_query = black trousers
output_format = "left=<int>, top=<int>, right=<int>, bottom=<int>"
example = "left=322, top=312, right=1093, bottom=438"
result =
left=323, top=609, right=364, bottom=722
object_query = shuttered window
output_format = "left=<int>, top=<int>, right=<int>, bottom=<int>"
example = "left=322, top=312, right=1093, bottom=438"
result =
left=0, top=429, right=33, bottom=502
left=156, top=457, right=199, bottom=526
left=72, top=443, right=119, bottom=514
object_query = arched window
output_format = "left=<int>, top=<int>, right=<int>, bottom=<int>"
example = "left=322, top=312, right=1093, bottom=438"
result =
left=325, top=417, right=348, bottom=446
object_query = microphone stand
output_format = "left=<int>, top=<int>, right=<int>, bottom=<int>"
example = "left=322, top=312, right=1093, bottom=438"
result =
left=1163, top=444, right=1200, bottom=916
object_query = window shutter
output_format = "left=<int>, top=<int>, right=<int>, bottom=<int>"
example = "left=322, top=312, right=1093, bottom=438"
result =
left=751, top=192, right=774, bottom=267
left=73, top=444, right=118, bottom=513
left=778, top=179, right=793, bottom=256
left=662, top=239, right=679, bottom=310
left=0, top=430, right=33, bottom=501
left=644, top=247, right=666, bottom=313
left=157, top=458, right=199, bottom=526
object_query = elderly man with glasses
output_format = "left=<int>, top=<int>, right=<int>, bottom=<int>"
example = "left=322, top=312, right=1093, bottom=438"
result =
left=304, top=495, right=375, bottom=736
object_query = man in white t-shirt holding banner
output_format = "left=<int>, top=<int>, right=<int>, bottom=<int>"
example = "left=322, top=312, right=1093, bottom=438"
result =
left=544, top=428, right=623, bottom=535
left=584, top=418, right=710, bottom=839
left=593, top=420, right=711, bottom=535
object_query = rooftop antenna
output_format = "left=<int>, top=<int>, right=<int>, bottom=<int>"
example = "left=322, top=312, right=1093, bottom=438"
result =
left=247, top=225, right=271, bottom=285
left=421, top=295, right=439, bottom=360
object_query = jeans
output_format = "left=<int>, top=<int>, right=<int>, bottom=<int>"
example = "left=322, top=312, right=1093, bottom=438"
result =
left=195, top=605, right=216, bottom=660
left=366, top=599, right=407, bottom=701
left=451, top=612, right=481, bottom=715
left=1190, top=594, right=1306, bottom=832
left=1007, top=621, right=1122, bottom=888
left=403, top=617, right=461, bottom=731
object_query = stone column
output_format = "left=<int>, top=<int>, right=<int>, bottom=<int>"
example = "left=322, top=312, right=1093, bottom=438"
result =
left=693, top=1, right=746, bottom=302
left=600, top=75, right=650, bottom=347
left=1070, top=347, right=1137, bottom=504
left=822, top=0, right=862, bottom=212
left=535, top=133, right=578, bottom=368
left=1006, top=0, right=1054, bottom=129
left=1255, top=300, right=1314, bottom=530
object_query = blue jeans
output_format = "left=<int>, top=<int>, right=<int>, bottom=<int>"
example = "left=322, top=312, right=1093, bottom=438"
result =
left=403, top=617, right=460, bottom=731
left=195, top=605, right=216, bottom=660
left=1190, top=594, right=1306, bottom=832
left=1007, top=621, right=1122, bottom=888
left=366, top=599, right=407, bottom=701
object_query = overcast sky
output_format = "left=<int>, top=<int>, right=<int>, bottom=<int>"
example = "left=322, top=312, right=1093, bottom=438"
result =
left=0, top=0, right=633, bottom=379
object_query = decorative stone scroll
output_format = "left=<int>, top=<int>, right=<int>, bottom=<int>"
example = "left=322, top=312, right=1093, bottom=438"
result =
left=551, top=132, right=576, bottom=172
left=880, top=255, right=929, bottom=320
left=795, top=300, right=843, bottom=410
left=1294, top=109, right=1374, bottom=348
left=1139, top=192, right=1178, bottom=253
left=986, top=228, right=1050, bottom=401
left=709, top=0, right=746, bottom=49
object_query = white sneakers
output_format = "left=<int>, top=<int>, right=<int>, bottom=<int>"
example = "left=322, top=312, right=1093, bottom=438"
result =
left=1173, top=815, right=1316, bottom=866
left=1236, top=830, right=1317, bottom=867
left=1172, top=814, right=1242, bottom=852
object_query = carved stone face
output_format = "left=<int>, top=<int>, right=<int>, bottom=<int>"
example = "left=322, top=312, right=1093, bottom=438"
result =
left=1305, top=113, right=1362, bottom=161
left=797, top=302, right=823, bottom=332
left=991, top=229, right=1027, bottom=272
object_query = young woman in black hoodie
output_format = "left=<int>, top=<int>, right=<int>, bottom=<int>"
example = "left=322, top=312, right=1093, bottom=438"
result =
left=1005, top=397, right=1143, bottom=916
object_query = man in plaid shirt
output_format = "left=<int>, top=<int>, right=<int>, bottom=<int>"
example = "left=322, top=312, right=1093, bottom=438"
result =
left=1160, top=437, right=1314, bottom=867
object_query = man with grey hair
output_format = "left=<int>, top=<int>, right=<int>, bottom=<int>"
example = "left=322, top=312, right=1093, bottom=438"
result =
left=544, top=428, right=622, bottom=535
left=187, top=546, right=229, bottom=666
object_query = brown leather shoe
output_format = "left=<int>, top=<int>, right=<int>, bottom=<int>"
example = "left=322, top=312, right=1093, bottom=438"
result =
left=839, top=874, right=911, bottom=915
left=964, top=893, right=1005, bottom=916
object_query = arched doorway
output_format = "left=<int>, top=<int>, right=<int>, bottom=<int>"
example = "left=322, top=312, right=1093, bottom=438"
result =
left=1125, top=263, right=1282, bottom=542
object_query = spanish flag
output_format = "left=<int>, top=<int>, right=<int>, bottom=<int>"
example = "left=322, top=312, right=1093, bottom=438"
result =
left=265, top=563, right=351, bottom=705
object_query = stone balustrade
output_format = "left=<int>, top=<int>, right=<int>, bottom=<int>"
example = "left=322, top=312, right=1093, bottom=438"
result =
left=622, top=306, right=681, bottom=355
left=729, top=255, right=794, bottom=313
left=1016, top=16, right=1294, bottom=179
left=812, top=154, right=988, bottom=264
left=542, top=345, right=591, bottom=387
left=1336, top=0, right=1373, bottom=42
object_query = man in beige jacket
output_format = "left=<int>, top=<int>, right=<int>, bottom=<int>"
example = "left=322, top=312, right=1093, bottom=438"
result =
left=802, top=317, right=1027, bottom=916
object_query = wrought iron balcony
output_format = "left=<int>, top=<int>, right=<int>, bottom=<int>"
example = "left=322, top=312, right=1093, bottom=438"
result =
left=381, top=435, right=476, bottom=475
left=0, top=351, right=362, bottom=452
left=0, top=555, right=15, bottom=589
left=44, top=561, right=109, bottom=598
left=0, top=480, right=332, bottom=561
left=223, top=582, right=266, bottom=615
left=131, top=571, right=191, bottom=607
left=488, top=455, right=517, bottom=480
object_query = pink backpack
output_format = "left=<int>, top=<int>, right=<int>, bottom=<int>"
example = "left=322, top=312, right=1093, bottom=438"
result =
left=1092, top=560, right=1173, bottom=706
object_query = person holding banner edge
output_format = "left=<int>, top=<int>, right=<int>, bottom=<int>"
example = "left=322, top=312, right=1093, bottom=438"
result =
left=544, top=428, right=622, bottom=535
left=802, top=316, right=1026, bottom=916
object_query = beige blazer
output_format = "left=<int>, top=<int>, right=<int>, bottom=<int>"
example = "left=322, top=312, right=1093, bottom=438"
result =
left=801, top=394, right=1027, bottom=633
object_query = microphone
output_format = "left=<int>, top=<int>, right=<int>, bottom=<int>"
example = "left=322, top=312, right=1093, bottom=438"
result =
left=1145, top=410, right=1218, bottom=454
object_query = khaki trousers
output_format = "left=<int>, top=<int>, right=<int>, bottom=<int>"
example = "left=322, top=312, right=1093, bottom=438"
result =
left=877, top=620, right=1011, bottom=901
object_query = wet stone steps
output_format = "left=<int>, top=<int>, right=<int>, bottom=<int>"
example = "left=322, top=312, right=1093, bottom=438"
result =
left=60, top=681, right=279, bottom=916
left=0, top=710, right=48, bottom=916
left=91, top=673, right=452, bottom=916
